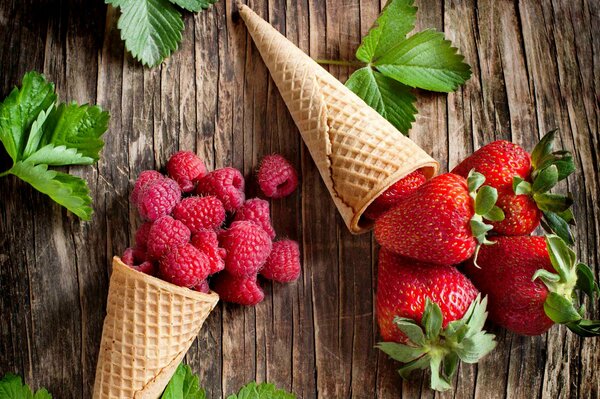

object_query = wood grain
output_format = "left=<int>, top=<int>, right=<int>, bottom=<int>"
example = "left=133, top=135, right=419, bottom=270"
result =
left=0, top=0, right=598, bottom=398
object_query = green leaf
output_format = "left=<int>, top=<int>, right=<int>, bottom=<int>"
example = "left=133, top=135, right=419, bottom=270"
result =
left=512, top=176, right=532, bottom=195
left=467, top=170, right=485, bottom=192
left=532, top=164, right=559, bottom=193
left=22, top=105, right=53, bottom=159
left=530, top=129, right=558, bottom=169
left=546, top=235, right=576, bottom=280
left=376, top=342, right=425, bottom=363
left=532, top=269, right=561, bottom=284
left=9, top=161, right=93, bottom=220
left=422, top=299, right=443, bottom=339
left=541, top=211, right=574, bottom=245
left=469, top=219, right=493, bottom=242
left=533, top=192, right=573, bottom=213
left=0, top=71, right=57, bottom=162
left=0, top=374, right=52, bottom=399
left=226, top=382, right=295, bottom=399
left=345, top=68, right=417, bottom=134
left=161, top=364, right=185, bottom=399
left=442, top=352, right=459, bottom=382
left=429, top=355, right=452, bottom=391
left=41, top=103, right=109, bottom=161
left=26, top=144, right=94, bottom=166
left=576, top=263, right=600, bottom=299
left=566, top=319, right=600, bottom=337
left=544, top=292, right=581, bottom=324
left=374, top=29, right=471, bottom=92
left=474, top=185, right=498, bottom=216
left=393, top=317, right=425, bottom=344
left=397, top=355, right=431, bottom=380
left=455, top=331, right=497, bottom=363
left=108, top=0, right=185, bottom=67
left=356, top=0, right=417, bottom=63
left=161, top=364, right=206, bottom=399
left=483, top=206, right=505, bottom=222
left=169, top=0, right=217, bottom=12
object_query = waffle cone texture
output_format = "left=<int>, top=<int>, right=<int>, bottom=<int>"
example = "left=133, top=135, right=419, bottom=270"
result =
left=92, top=257, right=219, bottom=399
left=238, top=3, right=439, bottom=233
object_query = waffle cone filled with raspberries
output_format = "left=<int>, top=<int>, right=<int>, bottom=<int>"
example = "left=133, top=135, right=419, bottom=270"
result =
left=237, top=2, right=439, bottom=233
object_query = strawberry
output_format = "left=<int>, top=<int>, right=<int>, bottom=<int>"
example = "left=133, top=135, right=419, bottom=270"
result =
left=463, top=235, right=600, bottom=336
left=363, top=169, right=427, bottom=220
left=375, top=172, right=504, bottom=265
left=376, top=248, right=496, bottom=392
left=452, top=131, right=575, bottom=242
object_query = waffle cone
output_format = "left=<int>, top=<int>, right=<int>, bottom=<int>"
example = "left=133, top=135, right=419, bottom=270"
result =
left=238, top=3, right=439, bottom=233
left=92, top=257, right=219, bottom=399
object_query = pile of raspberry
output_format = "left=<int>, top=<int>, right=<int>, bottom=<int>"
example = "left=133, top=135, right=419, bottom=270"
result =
left=122, top=151, right=301, bottom=306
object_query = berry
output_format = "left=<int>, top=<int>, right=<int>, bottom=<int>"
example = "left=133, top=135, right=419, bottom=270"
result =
left=159, top=243, right=211, bottom=288
left=451, top=140, right=531, bottom=191
left=364, top=169, right=427, bottom=220
left=211, top=272, right=265, bottom=306
left=491, top=190, right=541, bottom=235
left=375, top=173, right=499, bottom=265
left=196, top=167, right=245, bottom=212
left=121, top=247, right=156, bottom=275
left=191, top=230, right=225, bottom=274
left=131, top=170, right=164, bottom=204
left=375, top=248, right=495, bottom=391
left=232, top=198, right=275, bottom=239
left=134, top=221, right=153, bottom=250
left=257, top=154, right=298, bottom=198
left=173, top=196, right=226, bottom=233
left=261, top=240, right=301, bottom=282
left=219, top=221, right=272, bottom=277
left=137, top=177, right=182, bottom=221
left=146, top=216, right=191, bottom=260
left=167, top=151, right=207, bottom=193
left=193, top=280, right=211, bottom=294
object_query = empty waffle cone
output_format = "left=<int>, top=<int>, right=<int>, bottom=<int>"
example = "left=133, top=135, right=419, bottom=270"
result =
left=238, top=3, right=439, bottom=233
left=92, top=257, right=219, bottom=399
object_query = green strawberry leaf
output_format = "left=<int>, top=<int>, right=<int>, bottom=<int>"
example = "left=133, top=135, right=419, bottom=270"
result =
left=26, top=144, right=94, bottom=166
left=376, top=342, right=425, bottom=363
left=169, top=0, right=217, bottom=12
left=512, top=176, right=532, bottom=195
left=467, top=170, right=486, bottom=192
left=474, top=185, right=498, bottom=216
left=356, top=0, right=417, bottom=63
left=532, top=164, right=559, bottom=193
left=373, top=29, right=471, bottom=92
left=345, top=68, right=417, bottom=134
left=543, top=292, right=582, bottom=324
left=393, top=318, right=425, bottom=344
left=483, top=206, right=504, bottom=222
left=541, top=211, right=574, bottom=245
left=422, top=299, right=443, bottom=339
left=397, top=355, right=431, bottom=379
left=22, top=105, right=54, bottom=159
left=530, top=129, right=558, bottom=169
left=429, top=355, right=452, bottom=392
left=0, top=71, right=56, bottom=162
left=576, top=263, right=600, bottom=299
left=161, top=364, right=206, bottom=399
left=107, top=0, right=184, bottom=67
left=226, top=382, right=296, bottom=399
left=533, top=192, right=573, bottom=213
left=565, top=319, right=600, bottom=337
left=9, top=161, right=93, bottom=220
left=0, top=374, right=52, bottom=399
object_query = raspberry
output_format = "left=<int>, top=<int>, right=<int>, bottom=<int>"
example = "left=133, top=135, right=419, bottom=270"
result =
left=261, top=240, right=301, bottom=282
left=257, top=154, right=298, bottom=198
left=232, top=198, right=276, bottom=239
left=159, top=243, right=211, bottom=287
left=219, top=221, right=272, bottom=277
left=131, top=170, right=164, bottom=204
left=137, top=177, right=181, bottom=221
left=193, top=280, right=211, bottom=294
left=121, top=247, right=156, bottom=275
left=196, top=167, right=245, bottom=212
left=167, top=151, right=207, bottom=193
left=146, top=216, right=191, bottom=260
left=211, top=272, right=264, bottom=306
left=191, top=230, right=225, bottom=274
left=364, top=169, right=427, bottom=220
left=173, top=196, right=226, bottom=233
left=134, top=221, right=153, bottom=250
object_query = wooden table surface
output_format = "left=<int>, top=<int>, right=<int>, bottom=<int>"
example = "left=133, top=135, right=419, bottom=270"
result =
left=1, top=0, right=599, bottom=398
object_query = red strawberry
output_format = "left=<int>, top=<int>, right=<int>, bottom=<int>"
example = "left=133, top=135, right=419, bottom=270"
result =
left=375, top=172, right=503, bottom=265
left=452, top=131, right=574, bottom=240
left=463, top=235, right=600, bottom=336
left=376, top=248, right=496, bottom=392
left=364, top=169, right=427, bottom=221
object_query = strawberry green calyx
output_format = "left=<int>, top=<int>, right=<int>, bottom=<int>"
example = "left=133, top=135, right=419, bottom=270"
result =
left=533, top=235, right=600, bottom=336
left=467, top=170, right=505, bottom=248
left=377, top=295, right=497, bottom=392
left=514, top=130, right=575, bottom=244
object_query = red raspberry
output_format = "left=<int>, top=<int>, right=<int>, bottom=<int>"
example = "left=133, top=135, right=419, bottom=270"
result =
left=191, top=230, right=225, bottom=274
left=159, top=243, right=211, bottom=287
left=211, top=272, right=264, bottom=306
left=233, top=198, right=275, bottom=239
left=173, top=196, right=226, bottom=233
left=121, top=247, right=156, bottom=275
left=261, top=240, right=301, bottom=282
left=167, top=151, right=207, bottom=193
left=134, top=221, right=153, bottom=250
left=196, top=167, right=245, bottom=212
left=137, top=178, right=182, bottom=221
left=257, top=154, right=298, bottom=198
left=146, top=216, right=191, bottom=260
left=193, top=280, right=211, bottom=294
left=219, top=221, right=272, bottom=277
left=131, top=170, right=164, bottom=204
left=364, top=169, right=427, bottom=220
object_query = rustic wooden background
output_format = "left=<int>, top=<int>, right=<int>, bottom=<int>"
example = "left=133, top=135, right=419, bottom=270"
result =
left=1, top=0, right=598, bottom=398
